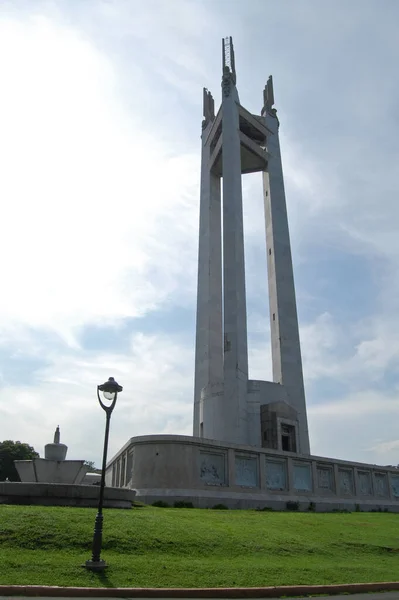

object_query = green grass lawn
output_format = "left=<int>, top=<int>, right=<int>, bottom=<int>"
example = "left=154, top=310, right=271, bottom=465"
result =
left=0, top=504, right=398, bottom=588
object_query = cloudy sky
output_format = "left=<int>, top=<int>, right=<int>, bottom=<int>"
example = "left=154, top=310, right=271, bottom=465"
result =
left=0, top=0, right=398, bottom=468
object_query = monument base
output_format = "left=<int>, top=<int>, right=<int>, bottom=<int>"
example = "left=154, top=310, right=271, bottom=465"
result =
left=0, top=482, right=136, bottom=509
left=106, top=435, right=399, bottom=512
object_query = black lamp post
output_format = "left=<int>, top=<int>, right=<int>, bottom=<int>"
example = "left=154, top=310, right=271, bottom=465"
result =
left=85, top=376, right=123, bottom=571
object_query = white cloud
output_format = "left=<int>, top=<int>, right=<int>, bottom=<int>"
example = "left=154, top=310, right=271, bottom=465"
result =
left=308, top=389, right=399, bottom=464
left=310, top=390, right=399, bottom=418
left=0, top=15, right=199, bottom=344
left=369, top=439, right=399, bottom=457
left=1, top=1, right=399, bottom=470
left=0, top=331, right=194, bottom=463
left=300, top=313, right=343, bottom=381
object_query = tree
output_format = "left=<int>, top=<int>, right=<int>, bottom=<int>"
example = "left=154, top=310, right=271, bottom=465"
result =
left=0, top=440, right=39, bottom=481
left=84, top=460, right=101, bottom=473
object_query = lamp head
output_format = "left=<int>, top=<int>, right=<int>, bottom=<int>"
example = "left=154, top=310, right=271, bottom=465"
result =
left=98, top=377, right=123, bottom=402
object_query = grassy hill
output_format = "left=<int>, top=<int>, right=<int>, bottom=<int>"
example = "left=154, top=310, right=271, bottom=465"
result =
left=0, top=504, right=398, bottom=588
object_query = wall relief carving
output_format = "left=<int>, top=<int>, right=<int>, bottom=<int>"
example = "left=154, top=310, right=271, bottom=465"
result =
left=200, top=452, right=225, bottom=486
left=338, top=469, right=354, bottom=495
left=317, top=466, right=333, bottom=491
left=293, top=463, right=312, bottom=492
left=374, top=473, right=388, bottom=497
left=266, top=460, right=287, bottom=491
left=358, top=471, right=372, bottom=496
left=235, top=456, right=258, bottom=487
left=390, top=475, right=399, bottom=498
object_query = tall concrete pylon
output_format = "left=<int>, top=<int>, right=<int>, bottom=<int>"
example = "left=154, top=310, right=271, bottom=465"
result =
left=193, top=37, right=310, bottom=455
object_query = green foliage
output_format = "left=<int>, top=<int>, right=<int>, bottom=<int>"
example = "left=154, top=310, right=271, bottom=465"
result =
left=211, top=504, right=228, bottom=510
left=173, top=501, right=194, bottom=508
left=0, top=440, right=39, bottom=482
left=0, top=506, right=398, bottom=588
left=286, top=501, right=299, bottom=511
left=152, top=500, right=169, bottom=508
left=355, top=503, right=361, bottom=512
left=83, top=461, right=101, bottom=473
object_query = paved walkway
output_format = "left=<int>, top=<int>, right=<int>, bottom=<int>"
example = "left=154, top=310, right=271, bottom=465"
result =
left=2, top=594, right=399, bottom=600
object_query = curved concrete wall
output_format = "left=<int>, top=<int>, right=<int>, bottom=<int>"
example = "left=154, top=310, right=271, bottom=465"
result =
left=0, top=482, right=136, bottom=509
left=106, top=435, right=399, bottom=511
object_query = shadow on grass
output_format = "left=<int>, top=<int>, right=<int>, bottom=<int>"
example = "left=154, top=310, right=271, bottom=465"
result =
left=88, top=569, right=116, bottom=588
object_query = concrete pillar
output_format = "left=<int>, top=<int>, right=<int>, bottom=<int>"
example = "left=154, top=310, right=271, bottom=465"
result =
left=387, top=473, right=394, bottom=500
left=123, top=451, right=128, bottom=487
left=353, top=468, right=359, bottom=497
left=116, top=459, right=121, bottom=487
left=262, top=106, right=310, bottom=455
left=259, top=454, right=266, bottom=490
left=311, top=461, right=318, bottom=493
left=286, top=457, right=294, bottom=492
left=228, top=449, right=235, bottom=487
left=333, top=464, right=340, bottom=495
left=193, top=120, right=223, bottom=436
left=221, top=75, right=248, bottom=445
left=369, top=470, right=375, bottom=497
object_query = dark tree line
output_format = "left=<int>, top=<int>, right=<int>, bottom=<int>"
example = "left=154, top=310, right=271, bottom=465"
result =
left=0, top=441, right=100, bottom=481
left=0, top=440, right=39, bottom=481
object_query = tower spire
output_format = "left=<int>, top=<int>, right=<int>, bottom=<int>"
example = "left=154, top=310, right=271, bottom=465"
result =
left=262, top=75, right=277, bottom=122
left=222, top=36, right=236, bottom=84
left=54, top=425, right=60, bottom=444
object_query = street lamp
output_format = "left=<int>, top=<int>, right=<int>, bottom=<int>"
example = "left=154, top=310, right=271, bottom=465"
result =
left=85, top=376, right=123, bottom=571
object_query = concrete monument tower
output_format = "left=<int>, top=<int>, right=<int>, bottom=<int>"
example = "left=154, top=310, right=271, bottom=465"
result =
left=106, top=37, right=399, bottom=511
left=194, top=37, right=310, bottom=455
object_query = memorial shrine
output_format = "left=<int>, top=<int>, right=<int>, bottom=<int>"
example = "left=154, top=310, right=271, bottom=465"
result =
left=0, top=427, right=135, bottom=508
left=105, top=38, right=399, bottom=511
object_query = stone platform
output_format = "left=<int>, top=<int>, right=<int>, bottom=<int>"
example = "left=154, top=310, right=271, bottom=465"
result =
left=0, top=482, right=136, bottom=509
left=106, top=435, right=399, bottom=511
